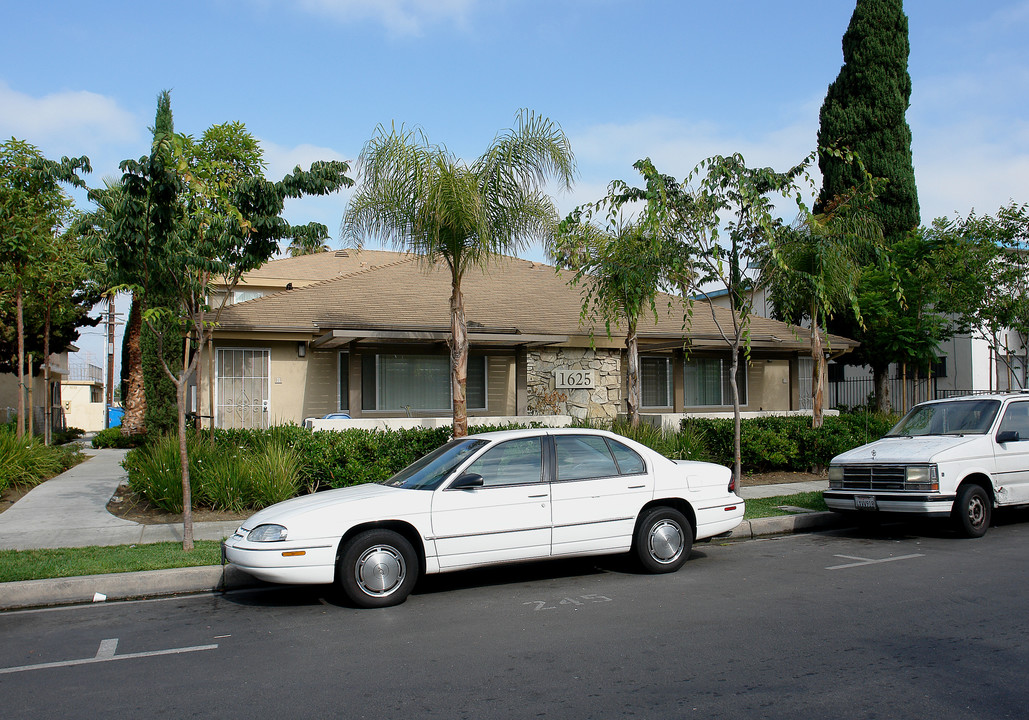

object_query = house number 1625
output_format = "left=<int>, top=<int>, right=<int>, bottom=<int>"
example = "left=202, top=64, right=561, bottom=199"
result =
left=555, top=369, right=595, bottom=389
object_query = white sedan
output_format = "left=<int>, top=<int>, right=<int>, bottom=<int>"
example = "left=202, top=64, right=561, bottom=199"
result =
left=224, top=427, right=744, bottom=607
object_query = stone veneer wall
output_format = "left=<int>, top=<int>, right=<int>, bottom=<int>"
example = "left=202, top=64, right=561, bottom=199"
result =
left=526, top=347, right=622, bottom=420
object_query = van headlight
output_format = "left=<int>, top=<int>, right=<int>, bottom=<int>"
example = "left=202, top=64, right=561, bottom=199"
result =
left=828, top=465, right=844, bottom=489
left=247, top=524, right=289, bottom=542
left=905, top=465, right=938, bottom=492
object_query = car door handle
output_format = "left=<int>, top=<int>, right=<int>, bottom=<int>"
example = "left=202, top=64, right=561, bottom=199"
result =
left=528, top=493, right=549, bottom=499
left=627, top=484, right=646, bottom=489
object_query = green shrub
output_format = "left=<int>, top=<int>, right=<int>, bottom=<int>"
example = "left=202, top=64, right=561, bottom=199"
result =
left=678, top=411, right=899, bottom=473
left=124, top=433, right=195, bottom=512
left=92, top=426, right=149, bottom=449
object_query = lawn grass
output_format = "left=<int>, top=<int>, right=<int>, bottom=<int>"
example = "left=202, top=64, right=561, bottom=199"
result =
left=0, top=541, right=223, bottom=583
left=0, top=493, right=828, bottom=583
left=744, top=491, right=829, bottom=519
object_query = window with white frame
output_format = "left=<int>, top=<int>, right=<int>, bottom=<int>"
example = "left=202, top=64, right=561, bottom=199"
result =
left=684, top=356, right=747, bottom=407
left=361, top=354, right=487, bottom=412
left=641, top=356, right=673, bottom=408
left=338, top=352, right=349, bottom=411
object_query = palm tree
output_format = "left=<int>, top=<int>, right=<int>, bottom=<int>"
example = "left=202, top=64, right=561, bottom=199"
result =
left=343, top=110, right=576, bottom=436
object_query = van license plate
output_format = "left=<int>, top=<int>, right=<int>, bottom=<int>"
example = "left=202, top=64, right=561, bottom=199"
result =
left=855, top=495, right=877, bottom=511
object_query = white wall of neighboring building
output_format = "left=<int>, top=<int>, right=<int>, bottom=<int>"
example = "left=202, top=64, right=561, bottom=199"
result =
left=62, top=382, right=106, bottom=432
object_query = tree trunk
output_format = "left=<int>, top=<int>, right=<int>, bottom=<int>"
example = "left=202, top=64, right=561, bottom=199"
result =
left=874, top=364, right=891, bottom=414
left=177, top=378, right=194, bottom=551
left=15, top=280, right=25, bottom=438
left=450, top=274, right=468, bottom=438
left=810, top=301, right=825, bottom=429
left=729, top=348, right=743, bottom=489
left=43, top=307, right=52, bottom=446
left=625, top=321, right=640, bottom=427
left=121, top=294, right=147, bottom=436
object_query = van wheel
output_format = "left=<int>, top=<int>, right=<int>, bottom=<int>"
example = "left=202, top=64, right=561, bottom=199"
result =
left=953, top=484, right=990, bottom=538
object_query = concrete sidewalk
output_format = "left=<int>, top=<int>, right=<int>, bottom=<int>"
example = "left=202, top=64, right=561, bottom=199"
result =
left=0, top=448, right=241, bottom=552
left=0, top=448, right=838, bottom=610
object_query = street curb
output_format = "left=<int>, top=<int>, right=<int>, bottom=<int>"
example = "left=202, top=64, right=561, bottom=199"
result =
left=1, top=513, right=847, bottom=611
left=0, top=565, right=262, bottom=611
left=725, top=511, right=845, bottom=540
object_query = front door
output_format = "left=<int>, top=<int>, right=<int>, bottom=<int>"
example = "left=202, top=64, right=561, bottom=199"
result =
left=431, top=437, right=551, bottom=569
left=994, top=400, right=1029, bottom=504
left=216, top=348, right=270, bottom=429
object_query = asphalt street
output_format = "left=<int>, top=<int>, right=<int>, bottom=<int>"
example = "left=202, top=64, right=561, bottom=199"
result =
left=2, top=516, right=1028, bottom=719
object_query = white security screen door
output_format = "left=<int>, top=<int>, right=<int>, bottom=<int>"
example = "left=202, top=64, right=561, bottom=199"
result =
left=216, top=348, right=270, bottom=429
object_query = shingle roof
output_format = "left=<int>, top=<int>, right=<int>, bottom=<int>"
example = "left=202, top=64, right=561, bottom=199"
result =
left=213, top=251, right=856, bottom=352
left=236, top=248, right=412, bottom=287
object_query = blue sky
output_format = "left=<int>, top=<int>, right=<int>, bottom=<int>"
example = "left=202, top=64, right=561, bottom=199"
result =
left=3, top=0, right=1028, bottom=368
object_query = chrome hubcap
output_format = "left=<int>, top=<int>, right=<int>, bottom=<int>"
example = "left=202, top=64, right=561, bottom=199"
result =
left=967, top=495, right=986, bottom=528
left=649, top=520, right=684, bottom=564
left=355, top=544, right=406, bottom=596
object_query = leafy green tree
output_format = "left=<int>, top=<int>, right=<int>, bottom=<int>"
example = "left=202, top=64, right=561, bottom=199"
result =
left=343, top=110, right=576, bottom=437
left=0, top=139, right=90, bottom=437
left=684, top=153, right=811, bottom=483
left=110, top=96, right=352, bottom=550
left=552, top=159, right=690, bottom=426
left=763, top=150, right=886, bottom=427
left=937, top=203, right=1029, bottom=389
left=817, top=0, right=919, bottom=243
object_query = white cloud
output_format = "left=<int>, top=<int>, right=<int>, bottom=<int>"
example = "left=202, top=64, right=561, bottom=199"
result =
left=289, top=0, right=475, bottom=35
left=259, top=138, right=354, bottom=180
left=259, top=138, right=357, bottom=246
left=0, top=81, right=138, bottom=153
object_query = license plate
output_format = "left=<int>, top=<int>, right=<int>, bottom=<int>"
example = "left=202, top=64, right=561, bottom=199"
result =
left=854, top=495, right=878, bottom=511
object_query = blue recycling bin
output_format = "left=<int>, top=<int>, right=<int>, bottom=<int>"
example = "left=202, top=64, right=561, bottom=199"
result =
left=107, top=406, right=125, bottom=428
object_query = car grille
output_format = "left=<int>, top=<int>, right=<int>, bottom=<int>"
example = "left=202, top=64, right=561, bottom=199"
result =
left=839, top=465, right=908, bottom=491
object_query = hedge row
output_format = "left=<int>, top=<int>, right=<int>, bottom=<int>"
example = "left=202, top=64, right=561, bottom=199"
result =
left=122, top=413, right=898, bottom=512
left=679, top=413, right=898, bottom=473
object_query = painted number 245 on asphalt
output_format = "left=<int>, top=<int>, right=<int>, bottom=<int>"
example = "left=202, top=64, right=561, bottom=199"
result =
left=523, top=594, right=612, bottom=611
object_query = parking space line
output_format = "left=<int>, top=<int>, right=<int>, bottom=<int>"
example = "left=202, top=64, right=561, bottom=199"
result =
left=0, top=638, right=218, bottom=675
left=826, top=553, right=925, bottom=570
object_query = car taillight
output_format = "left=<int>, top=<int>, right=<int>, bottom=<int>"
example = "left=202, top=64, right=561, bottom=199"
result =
left=728, top=472, right=737, bottom=494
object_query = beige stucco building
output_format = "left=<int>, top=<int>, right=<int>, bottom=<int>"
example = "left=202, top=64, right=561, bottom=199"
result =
left=191, top=249, right=857, bottom=429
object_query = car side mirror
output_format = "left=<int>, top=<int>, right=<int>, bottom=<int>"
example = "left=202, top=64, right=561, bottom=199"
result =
left=997, top=430, right=1020, bottom=444
left=450, top=473, right=484, bottom=490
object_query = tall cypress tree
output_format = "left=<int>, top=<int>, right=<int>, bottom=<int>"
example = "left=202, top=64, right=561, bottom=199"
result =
left=817, top=0, right=919, bottom=243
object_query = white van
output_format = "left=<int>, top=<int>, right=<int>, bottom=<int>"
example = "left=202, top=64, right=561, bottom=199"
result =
left=824, top=393, right=1029, bottom=537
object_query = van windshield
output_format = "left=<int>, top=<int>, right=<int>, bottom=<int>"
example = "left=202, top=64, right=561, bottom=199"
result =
left=887, top=399, right=1001, bottom=437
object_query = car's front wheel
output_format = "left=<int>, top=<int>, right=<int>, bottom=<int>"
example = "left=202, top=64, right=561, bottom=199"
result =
left=338, top=529, right=418, bottom=608
left=633, top=507, right=693, bottom=573
left=953, top=484, right=991, bottom=538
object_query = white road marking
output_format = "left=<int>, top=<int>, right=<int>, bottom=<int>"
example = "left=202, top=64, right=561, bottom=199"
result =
left=0, top=638, right=218, bottom=675
left=826, top=553, right=925, bottom=570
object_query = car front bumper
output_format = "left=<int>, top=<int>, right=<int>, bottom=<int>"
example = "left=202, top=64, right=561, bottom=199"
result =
left=223, top=532, right=339, bottom=585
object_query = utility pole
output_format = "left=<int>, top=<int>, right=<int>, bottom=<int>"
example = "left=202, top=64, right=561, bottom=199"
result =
left=106, top=295, right=115, bottom=427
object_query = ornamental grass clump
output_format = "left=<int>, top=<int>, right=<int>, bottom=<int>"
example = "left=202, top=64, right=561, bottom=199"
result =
left=0, top=427, right=68, bottom=493
left=126, top=432, right=303, bottom=513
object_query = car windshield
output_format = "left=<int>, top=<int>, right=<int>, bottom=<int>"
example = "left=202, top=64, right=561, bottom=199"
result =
left=380, top=438, right=489, bottom=490
left=887, top=399, right=1001, bottom=437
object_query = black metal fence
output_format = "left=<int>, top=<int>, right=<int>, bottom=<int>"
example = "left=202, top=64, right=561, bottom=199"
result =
left=827, top=376, right=938, bottom=414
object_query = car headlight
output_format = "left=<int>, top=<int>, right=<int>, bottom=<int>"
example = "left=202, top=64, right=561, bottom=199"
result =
left=247, top=524, right=289, bottom=542
left=905, top=465, right=938, bottom=491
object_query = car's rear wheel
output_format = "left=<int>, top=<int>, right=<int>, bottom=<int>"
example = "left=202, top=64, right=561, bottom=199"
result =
left=634, top=507, right=692, bottom=573
left=953, top=484, right=991, bottom=538
left=338, top=529, right=418, bottom=608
